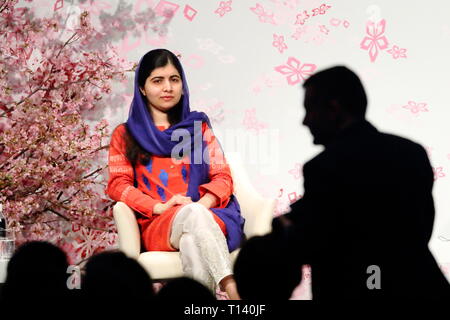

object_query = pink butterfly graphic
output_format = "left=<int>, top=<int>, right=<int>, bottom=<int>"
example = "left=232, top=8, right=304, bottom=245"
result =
left=295, top=10, right=310, bottom=25
left=215, top=1, right=232, bottom=17
left=360, top=19, right=389, bottom=62
left=250, top=3, right=276, bottom=25
left=272, top=34, right=288, bottom=53
left=402, top=101, right=428, bottom=114
left=312, top=4, right=331, bottom=16
left=274, top=57, right=317, bottom=85
left=387, top=45, right=407, bottom=59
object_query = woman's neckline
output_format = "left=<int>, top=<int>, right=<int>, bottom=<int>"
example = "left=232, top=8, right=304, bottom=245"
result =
left=156, top=124, right=169, bottom=131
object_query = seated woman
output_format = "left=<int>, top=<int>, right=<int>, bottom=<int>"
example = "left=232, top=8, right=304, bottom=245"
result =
left=106, top=49, right=244, bottom=300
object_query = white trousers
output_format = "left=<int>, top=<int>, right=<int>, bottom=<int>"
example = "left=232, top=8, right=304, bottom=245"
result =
left=169, top=203, right=232, bottom=292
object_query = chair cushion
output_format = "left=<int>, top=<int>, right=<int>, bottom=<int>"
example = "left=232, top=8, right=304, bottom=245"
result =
left=138, top=249, right=241, bottom=281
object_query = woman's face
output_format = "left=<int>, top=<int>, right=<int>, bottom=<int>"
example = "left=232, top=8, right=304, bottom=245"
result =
left=139, top=62, right=183, bottom=114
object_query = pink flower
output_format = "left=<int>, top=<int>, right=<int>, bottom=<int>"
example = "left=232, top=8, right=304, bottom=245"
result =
left=402, top=101, right=428, bottom=114
left=291, top=26, right=307, bottom=40
left=387, top=45, right=407, bottom=59
left=274, top=57, right=317, bottom=85
left=312, top=4, right=331, bottom=16
left=272, top=34, right=288, bottom=53
left=242, top=108, right=268, bottom=133
left=295, top=10, right=310, bottom=25
left=319, top=25, right=329, bottom=35
left=250, top=3, right=276, bottom=25
left=360, top=19, right=389, bottom=62
left=215, top=1, right=232, bottom=17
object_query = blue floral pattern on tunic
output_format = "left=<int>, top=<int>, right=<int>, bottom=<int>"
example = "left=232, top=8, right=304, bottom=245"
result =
left=181, top=165, right=188, bottom=184
left=157, top=186, right=166, bottom=202
left=142, top=174, right=151, bottom=191
left=159, top=169, right=169, bottom=187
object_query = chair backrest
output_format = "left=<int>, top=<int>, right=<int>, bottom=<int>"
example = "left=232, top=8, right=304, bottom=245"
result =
left=226, top=153, right=275, bottom=238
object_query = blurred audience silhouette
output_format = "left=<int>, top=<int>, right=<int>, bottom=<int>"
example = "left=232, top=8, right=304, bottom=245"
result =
left=82, top=250, right=155, bottom=303
left=155, top=276, right=216, bottom=302
left=234, top=234, right=302, bottom=301
left=0, top=241, right=70, bottom=303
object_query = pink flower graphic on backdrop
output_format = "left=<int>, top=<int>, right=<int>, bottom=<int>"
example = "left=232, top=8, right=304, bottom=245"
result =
left=343, top=20, right=350, bottom=28
left=387, top=45, right=407, bottom=59
left=330, top=18, right=341, bottom=27
left=433, top=167, right=445, bottom=181
left=79, top=0, right=112, bottom=16
left=215, top=0, right=232, bottom=17
left=288, top=163, right=303, bottom=179
left=291, top=26, right=307, bottom=40
left=360, top=19, right=389, bottom=62
left=243, top=108, right=268, bottom=132
left=53, top=0, right=63, bottom=11
left=250, top=3, right=276, bottom=25
left=272, top=34, right=288, bottom=53
left=183, top=5, right=197, bottom=21
left=295, top=10, right=310, bottom=25
left=274, top=57, right=317, bottom=85
left=288, top=192, right=302, bottom=203
left=319, top=25, right=329, bottom=35
left=402, top=101, right=428, bottom=114
left=312, top=4, right=331, bottom=16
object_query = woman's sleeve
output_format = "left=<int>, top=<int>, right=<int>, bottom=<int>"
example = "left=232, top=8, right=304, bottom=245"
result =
left=106, top=124, right=159, bottom=218
left=198, top=122, right=233, bottom=208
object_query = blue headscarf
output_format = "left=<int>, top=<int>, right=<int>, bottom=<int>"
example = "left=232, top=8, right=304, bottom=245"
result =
left=126, top=49, right=244, bottom=251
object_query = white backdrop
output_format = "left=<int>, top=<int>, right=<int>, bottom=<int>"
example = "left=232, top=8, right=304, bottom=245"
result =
left=30, top=0, right=450, bottom=298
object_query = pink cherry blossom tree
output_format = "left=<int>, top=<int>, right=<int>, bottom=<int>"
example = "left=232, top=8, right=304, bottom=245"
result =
left=0, top=0, right=165, bottom=264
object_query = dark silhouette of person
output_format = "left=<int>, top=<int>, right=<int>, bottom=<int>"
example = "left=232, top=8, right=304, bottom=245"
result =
left=155, top=276, right=216, bottom=302
left=0, top=241, right=70, bottom=302
left=82, top=250, right=155, bottom=303
left=273, top=66, right=450, bottom=300
left=233, top=234, right=302, bottom=301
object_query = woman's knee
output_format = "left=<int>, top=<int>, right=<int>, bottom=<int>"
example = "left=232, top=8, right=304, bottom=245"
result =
left=181, top=203, right=215, bottom=224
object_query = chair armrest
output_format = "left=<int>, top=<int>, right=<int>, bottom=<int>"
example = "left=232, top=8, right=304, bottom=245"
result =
left=113, top=202, right=141, bottom=260
left=227, top=153, right=276, bottom=238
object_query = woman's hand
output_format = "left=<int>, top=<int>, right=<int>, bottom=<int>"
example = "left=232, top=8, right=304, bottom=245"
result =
left=153, top=194, right=192, bottom=215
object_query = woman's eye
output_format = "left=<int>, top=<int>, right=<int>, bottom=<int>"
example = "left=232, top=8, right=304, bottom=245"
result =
left=171, top=78, right=180, bottom=82
left=153, top=79, right=161, bottom=84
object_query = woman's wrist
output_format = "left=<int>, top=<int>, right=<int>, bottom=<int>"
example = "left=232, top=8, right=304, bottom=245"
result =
left=153, top=202, right=166, bottom=214
left=197, top=193, right=218, bottom=209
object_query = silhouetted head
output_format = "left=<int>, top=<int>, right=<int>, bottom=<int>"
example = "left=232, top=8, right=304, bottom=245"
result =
left=1, top=241, right=69, bottom=301
left=302, top=66, right=367, bottom=146
left=156, top=277, right=216, bottom=302
left=234, top=234, right=302, bottom=301
left=82, top=250, right=154, bottom=302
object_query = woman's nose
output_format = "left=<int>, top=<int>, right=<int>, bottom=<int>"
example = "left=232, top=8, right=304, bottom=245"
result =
left=163, top=80, right=173, bottom=92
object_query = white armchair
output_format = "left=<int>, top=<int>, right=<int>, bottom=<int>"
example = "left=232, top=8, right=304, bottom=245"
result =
left=113, top=153, right=276, bottom=280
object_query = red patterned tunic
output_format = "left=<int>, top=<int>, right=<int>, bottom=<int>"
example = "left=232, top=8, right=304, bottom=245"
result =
left=106, top=123, right=232, bottom=251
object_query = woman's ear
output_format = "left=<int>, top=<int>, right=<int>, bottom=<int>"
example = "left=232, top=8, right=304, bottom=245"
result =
left=139, top=87, right=146, bottom=96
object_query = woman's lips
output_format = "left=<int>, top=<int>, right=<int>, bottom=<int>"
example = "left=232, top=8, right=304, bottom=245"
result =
left=161, top=96, right=174, bottom=100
